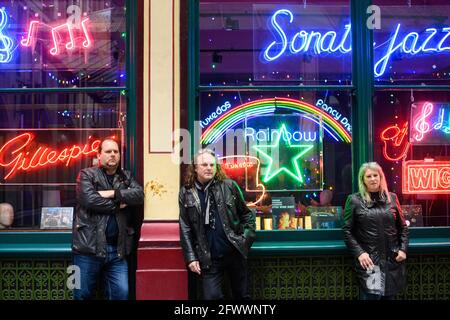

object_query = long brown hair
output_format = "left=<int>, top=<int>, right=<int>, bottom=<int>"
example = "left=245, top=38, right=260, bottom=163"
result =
left=184, top=149, right=227, bottom=187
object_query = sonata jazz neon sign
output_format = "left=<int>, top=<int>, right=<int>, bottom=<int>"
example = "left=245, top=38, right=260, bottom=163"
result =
left=0, top=133, right=100, bottom=180
left=21, top=17, right=93, bottom=56
left=403, top=160, right=450, bottom=194
left=0, top=8, right=14, bottom=63
left=263, top=9, right=450, bottom=77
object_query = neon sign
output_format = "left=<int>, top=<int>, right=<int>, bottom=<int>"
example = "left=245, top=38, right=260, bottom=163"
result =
left=200, top=101, right=232, bottom=129
left=410, top=101, right=450, bottom=144
left=315, top=99, right=351, bottom=133
left=200, top=98, right=351, bottom=144
left=262, top=9, right=450, bottom=77
left=252, top=124, right=314, bottom=184
left=21, top=17, right=93, bottom=56
left=0, top=8, right=14, bottom=63
left=403, top=160, right=450, bottom=194
left=245, top=127, right=317, bottom=142
left=380, top=122, right=410, bottom=161
left=0, top=133, right=99, bottom=180
left=219, top=155, right=265, bottom=206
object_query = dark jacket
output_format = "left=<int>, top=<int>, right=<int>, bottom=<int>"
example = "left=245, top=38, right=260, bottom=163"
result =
left=179, top=178, right=256, bottom=269
left=343, top=192, right=409, bottom=296
left=72, top=166, right=144, bottom=258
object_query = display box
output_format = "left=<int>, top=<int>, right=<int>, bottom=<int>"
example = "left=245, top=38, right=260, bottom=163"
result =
left=307, top=206, right=343, bottom=229
left=40, top=207, right=73, bottom=229
left=401, top=205, right=424, bottom=227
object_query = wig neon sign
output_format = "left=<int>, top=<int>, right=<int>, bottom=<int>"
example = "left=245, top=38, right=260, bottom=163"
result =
left=0, top=8, right=14, bottom=63
left=263, top=9, right=450, bottom=77
left=403, top=160, right=450, bottom=194
left=21, top=17, right=93, bottom=56
left=0, top=133, right=100, bottom=180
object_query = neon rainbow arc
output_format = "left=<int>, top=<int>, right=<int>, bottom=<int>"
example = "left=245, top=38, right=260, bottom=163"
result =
left=200, top=97, right=352, bottom=145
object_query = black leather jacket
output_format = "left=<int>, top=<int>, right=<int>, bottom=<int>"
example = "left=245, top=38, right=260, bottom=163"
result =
left=72, top=166, right=144, bottom=258
left=179, top=179, right=256, bottom=269
left=343, top=192, right=409, bottom=296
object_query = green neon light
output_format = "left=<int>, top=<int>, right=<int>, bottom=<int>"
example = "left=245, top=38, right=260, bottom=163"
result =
left=253, top=124, right=314, bottom=184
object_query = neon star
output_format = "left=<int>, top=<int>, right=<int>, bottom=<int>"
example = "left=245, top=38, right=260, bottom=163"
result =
left=252, top=124, right=313, bottom=184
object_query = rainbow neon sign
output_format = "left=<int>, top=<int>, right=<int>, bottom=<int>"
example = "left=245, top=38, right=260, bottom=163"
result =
left=262, top=9, right=450, bottom=77
left=0, top=8, right=14, bottom=63
left=200, top=97, right=352, bottom=145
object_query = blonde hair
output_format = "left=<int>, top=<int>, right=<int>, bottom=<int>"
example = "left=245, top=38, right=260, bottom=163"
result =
left=358, top=162, right=390, bottom=203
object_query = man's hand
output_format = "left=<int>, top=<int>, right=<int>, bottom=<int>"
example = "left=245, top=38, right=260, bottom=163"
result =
left=98, top=190, right=115, bottom=198
left=188, top=261, right=201, bottom=275
left=120, top=203, right=128, bottom=209
left=396, top=250, right=407, bottom=262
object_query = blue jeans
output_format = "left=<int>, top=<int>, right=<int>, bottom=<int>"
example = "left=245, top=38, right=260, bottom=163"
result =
left=73, top=245, right=128, bottom=300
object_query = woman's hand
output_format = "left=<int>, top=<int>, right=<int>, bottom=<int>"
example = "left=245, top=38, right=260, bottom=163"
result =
left=358, top=252, right=374, bottom=270
left=395, top=250, right=407, bottom=262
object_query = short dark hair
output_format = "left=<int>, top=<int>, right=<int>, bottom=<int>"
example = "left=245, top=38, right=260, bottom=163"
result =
left=98, top=136, right=120, bottom=154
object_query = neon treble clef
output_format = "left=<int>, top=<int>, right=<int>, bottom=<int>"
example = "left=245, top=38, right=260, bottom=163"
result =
left=0, top=8, right=14, bottom=63
left=413, top=102, right=434, bottom=142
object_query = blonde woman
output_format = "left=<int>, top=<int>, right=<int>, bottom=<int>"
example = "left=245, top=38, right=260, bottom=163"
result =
left=343, top=162, right=409, bottom=300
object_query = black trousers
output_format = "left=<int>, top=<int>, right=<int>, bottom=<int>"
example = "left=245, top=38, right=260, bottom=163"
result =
left=201, top=250, right=250, bottom=300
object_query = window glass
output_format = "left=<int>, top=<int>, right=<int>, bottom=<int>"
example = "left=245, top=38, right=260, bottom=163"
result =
left=374, top=90, right=450, bottom=227
left=200, top=0, right=351, bottom=86
left=0, top=92, right=126, bottom=229
left=373, top=0, right=450, bottom=84
left=0, top=0, right=126, bottom=88
left=199, top=90, right=352, bottom=230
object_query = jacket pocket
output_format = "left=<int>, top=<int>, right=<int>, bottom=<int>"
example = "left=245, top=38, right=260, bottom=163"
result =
left=124, top=227, right=136, bottom=255
left=73, top=222, right=97, bottom=255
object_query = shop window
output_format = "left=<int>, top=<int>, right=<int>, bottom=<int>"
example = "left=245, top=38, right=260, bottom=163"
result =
left=198, top=90, right=352, bottom=230
left=373, top=1, right=450, bottom=85
left=0, top=0, right=125, bottom=88
left=0, top=0, right=127, bottom=230
left=200, top=0, right=351, bottom=86
left=198, top=1, right=352, bottom=230
left=374, top=90, right=450, bottom=227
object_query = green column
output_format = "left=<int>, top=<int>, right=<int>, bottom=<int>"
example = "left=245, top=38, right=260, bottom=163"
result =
left=126, top=0, right=139, bottom=175
left=188, top=0, right=200, bottom=155
left=351, top=0, right=374, bottom=191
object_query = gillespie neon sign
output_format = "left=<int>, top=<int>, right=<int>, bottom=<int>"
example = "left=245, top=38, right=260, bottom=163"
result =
left=0, top=8, right=14, bottom=63
left=0, top=133, right=100, bottom=180
left=403, top=160, right=450, bottom=194
left=263, top=9, right=450, bottom=77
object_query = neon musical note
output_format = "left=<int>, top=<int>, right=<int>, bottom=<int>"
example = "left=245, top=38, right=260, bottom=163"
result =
left=81, top=18, right=92, bottom=48
left=413, top=102, right=433, bottom=142
left=20, top=20, right=40, bottom=47
left=0, top=8, right=14, bottom=63
left=50, top=23, right=75, bottom=55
